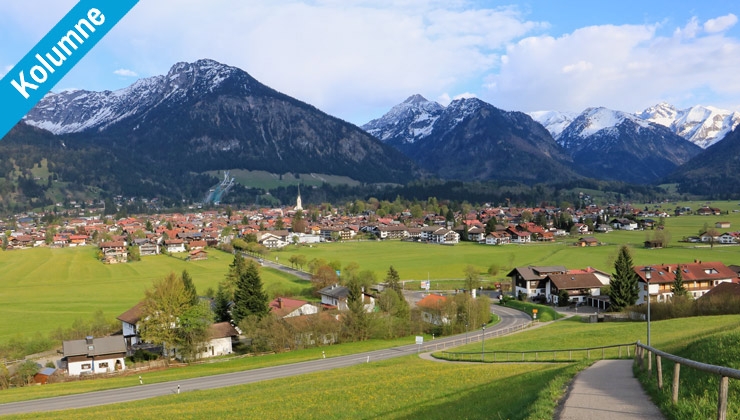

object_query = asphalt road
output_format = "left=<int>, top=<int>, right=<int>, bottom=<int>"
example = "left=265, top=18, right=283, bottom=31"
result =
left=0, top=305, right=530, bottom=416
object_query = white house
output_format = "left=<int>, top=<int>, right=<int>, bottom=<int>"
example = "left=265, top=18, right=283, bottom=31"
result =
left=718, top=233, right=737, bottom=244
left=508, top=266, right=567, bottom=299
left=117, top=302, right=145, bottom=351
left=194, top=322, right=239, bottom=359
left=269, top=297, right=319, bottom=318
left=164, top=239, right=186, bottom=253
left=62, top=336, right=127, bottom=376
left=318, top=284, right=349, bottom=310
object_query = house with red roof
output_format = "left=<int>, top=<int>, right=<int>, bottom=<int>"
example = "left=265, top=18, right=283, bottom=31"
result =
left=269, top=297, right=319, bottom=318
left=416, top=294, right=449, bottom=325
left=634, top=261, right=738, bottom=303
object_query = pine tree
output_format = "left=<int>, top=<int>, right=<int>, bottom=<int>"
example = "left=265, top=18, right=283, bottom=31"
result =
left=344, top=280, right=371, bottom=341
left=213, top=283, right=232, bottom=323
left=608, top=245, right=639, bottom=311
left=231, top=261, right=269, bottom=325
left=671, top=266, right=688, bottom=298
left=385, top=266, right=401, bottom=292
left=182, top=270, right=198, bottom=305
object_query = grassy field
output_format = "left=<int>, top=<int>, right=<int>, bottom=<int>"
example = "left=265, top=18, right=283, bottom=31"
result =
left=3, top=314, right=738, bottom=419
left=0, top=247, right=311, bottom=342
left=4, top=202, right=740, bottom=343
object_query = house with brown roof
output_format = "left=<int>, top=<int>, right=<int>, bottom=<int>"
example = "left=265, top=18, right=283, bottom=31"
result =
left=508, top=266, right=567, bottom=299
left=546, top=273, right=604, bottom=305
left=62, top=336, right=127, bottom=376
left=117, top=302, right=145, bottom=352
left=188, top=249, right=208, bottom=261
left=577, top=237, right=599, bottom=247
left=194, top=322, right=239, bottom=359
left=99, top=241, right=128, bottom=264
left=485, top=231, right=511, bottom=245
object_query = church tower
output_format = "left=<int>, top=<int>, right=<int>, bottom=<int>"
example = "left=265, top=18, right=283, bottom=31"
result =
left=294, top=184, right=303, bottom=211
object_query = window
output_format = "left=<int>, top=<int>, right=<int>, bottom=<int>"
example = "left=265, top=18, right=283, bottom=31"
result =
left=81, top=363, right=91, bottom=369
left=99, top=362, right=109, bottom=368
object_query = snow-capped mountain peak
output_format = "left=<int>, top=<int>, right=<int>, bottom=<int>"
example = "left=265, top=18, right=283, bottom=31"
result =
left=527, top=110, right=577, bottom=140
left=362, top=94, right=444, bottom=144
left=640, top=103, right=740, bottom=149
left=24, top=59, right=247, bottom=135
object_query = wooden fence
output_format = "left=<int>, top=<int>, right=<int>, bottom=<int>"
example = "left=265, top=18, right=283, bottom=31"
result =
left=635, top=341, right=740, bottom=420
left=438, top=342, right=635, bottom=363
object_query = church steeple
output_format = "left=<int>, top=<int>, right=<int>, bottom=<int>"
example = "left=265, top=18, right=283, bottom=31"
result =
left=294, top=184, right=303, bottom=211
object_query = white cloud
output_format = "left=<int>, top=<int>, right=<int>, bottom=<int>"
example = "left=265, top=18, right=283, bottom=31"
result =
left=704, top=14, right=738, bottom=33
left=453, top=92, right=477, bottom=100
left=98, top=1, right=546, bottom=124
left=484, top=17, right=740, bottom=114
left=114, top=69, right=138, bottom=77
left=674, top=17, right=700, bottom=39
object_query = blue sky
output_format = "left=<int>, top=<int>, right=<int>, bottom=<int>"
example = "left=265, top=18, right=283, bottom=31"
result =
left=2, top=1, right=739, bottom=125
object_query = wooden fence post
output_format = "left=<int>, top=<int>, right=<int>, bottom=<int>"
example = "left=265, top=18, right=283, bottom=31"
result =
left=648, top=350, right=652, bottom=373
left=672, top=363, right=680, bottom=404
left=718, top=376, right=729, bottom=420
left=656, top=355, right=663, bottom=389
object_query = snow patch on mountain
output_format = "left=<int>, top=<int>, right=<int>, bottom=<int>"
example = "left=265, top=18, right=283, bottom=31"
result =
left=24, top=59, right=241, bottom=135
left=639, top=103, right=740, bottom=148
left=363, top=94, right=444, bottom=144
left=528, top=110, right=577, bottom=139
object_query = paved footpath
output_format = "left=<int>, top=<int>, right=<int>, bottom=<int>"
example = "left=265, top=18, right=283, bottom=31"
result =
left=557, top=359, right=665, bottom=420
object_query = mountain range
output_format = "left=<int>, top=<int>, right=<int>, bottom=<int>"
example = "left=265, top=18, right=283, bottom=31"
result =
left=363, top=96, right=709, bottom=184
left=4, top=58, right=740, bottom=209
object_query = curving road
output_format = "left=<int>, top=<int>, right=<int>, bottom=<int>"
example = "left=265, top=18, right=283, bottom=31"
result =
left=0, top=298, right=530, bottom=415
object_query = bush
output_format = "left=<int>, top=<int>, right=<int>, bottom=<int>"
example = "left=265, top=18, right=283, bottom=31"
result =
left=129, top=349, right=159, bottom=363
left=628, top=295, right=740, bottom=321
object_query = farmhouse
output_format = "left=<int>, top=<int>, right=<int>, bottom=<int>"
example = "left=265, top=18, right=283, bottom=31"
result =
left=99, top=241, right=127, bottom=263
left=194, top=322, right=239, bottom=359
left=546, top=273, right=604, bottom=305
left=188, top=249, right=208, bottom=261
left=269, top=297, right=318, bottom=318
left=62, top=336, right=127, bottom=376
left=577, top=237, right=599, bottom=247
left=164, top=239, right=186, bottom=253
left=508, top=266, right=567, bottom=299
left=634, top=261, right=738, bottom=303
left=318, top=284, right=349, bottom=310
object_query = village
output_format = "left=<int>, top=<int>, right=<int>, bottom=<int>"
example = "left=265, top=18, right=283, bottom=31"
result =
left=2, top=191, right=738, bottom=258
left=5, top=193, right=740, bottom=382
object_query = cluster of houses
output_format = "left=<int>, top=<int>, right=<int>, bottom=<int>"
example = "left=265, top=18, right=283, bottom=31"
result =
left=58, top=282, right=379, bottom=377
left=508, top=260, right=740, bottom=311
left=6, top=197, right=740, bottom=265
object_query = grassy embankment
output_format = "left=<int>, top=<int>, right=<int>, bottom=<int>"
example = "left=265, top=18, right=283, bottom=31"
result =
left=2, top=315, right=738, bottom=419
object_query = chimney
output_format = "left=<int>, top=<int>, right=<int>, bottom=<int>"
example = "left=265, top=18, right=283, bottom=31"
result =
left=85, top=336, right=93, bottom=345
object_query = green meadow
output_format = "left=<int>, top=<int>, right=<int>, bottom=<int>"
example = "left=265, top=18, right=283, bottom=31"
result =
left=2, top=314, right=738, bottom=419
left=0, top=247, right=310, bottom=342
left=3, top=202, right=740, bottom=343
